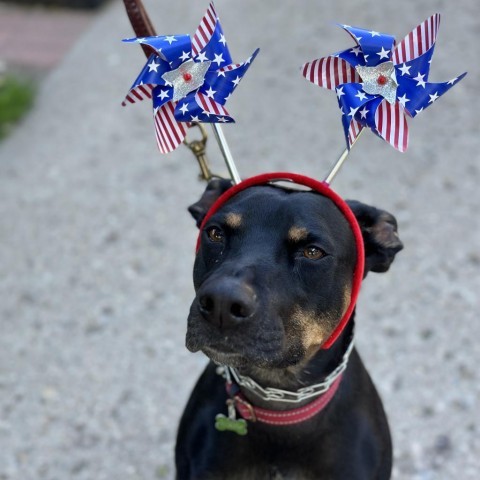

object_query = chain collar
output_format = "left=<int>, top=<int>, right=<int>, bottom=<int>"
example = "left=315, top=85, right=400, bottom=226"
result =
left=218, top=332, right=355, bottom=405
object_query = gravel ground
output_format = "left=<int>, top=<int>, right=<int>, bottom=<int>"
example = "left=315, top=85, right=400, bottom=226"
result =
left=0, top=0, right=478, bottom=479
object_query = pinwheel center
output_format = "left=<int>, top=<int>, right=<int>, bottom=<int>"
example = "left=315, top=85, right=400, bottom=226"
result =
left=183, top=72, right=193, bottom=82
left=377, top=74, right=388, bottom=86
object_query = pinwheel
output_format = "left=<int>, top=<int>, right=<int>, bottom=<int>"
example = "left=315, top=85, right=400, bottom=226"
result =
left=122, top=2, right=259, bottom=154
left=302, top=14, right=466, bottom=152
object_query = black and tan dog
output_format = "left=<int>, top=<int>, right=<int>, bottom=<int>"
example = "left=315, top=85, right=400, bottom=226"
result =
left=176, top=176, right=403, bottom=479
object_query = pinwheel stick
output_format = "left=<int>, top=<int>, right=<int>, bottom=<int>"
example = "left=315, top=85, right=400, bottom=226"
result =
left=212, top=124, right=241, bottom=184
left=323, top=128, right=365, bottom=185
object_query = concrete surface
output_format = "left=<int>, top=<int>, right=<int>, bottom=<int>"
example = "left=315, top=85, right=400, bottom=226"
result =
left=0, top=0, right=478, bottom=479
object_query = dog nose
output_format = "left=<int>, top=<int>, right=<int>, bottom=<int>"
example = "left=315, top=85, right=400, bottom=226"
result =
left=198, top=279, right=257, bottom=329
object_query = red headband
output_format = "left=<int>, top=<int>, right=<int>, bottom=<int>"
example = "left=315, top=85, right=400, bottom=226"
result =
left=196, top=172, right=365, bottom=349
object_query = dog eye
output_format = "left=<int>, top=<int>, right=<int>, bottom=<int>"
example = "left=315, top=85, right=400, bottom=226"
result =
left=206, top=226, right=224, bottom=243
left=303, top=246, right=325, bottom=260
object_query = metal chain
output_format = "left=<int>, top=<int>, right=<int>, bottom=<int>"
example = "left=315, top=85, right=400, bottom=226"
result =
left=218, top=334, right=355, bottom=405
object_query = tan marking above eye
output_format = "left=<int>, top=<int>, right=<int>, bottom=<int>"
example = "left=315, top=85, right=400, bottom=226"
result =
left=287, top=226, right=308, bottom=242
left=225, top=212, right=243, bottom=229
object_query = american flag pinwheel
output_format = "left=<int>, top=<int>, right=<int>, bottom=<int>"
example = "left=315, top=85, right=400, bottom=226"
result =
left=122, top=2, right=259, bottom=154
left=302, top=14, right=466, bottom=152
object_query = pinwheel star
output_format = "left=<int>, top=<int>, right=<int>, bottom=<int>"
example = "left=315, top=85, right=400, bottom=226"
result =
left=164, top=36, right=177, bottom=44
left=148, top=60, right=160, bottom=72
left=196, top=52, right=209, bottom=62
left=157, top=89, right=170, bottom=100
left=398, top=63, right=411, bottom=76
left=397, top=94, right=410, bottom=107
left=179, top=103, right=189, bottom=115
left=377, top=47, right=390, bottom=59
left=413, top=73, right=427, bottom=88
left=302, top=13, right=466, bottom=152
left=355, top=91, right=368, bottom=101
left=213, top=53, right=225, bottom=66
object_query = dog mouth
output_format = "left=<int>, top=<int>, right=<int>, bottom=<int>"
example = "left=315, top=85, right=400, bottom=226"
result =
left=187, top=332, right=283, bottom=367
left=186, top=311, right=287, bottom=368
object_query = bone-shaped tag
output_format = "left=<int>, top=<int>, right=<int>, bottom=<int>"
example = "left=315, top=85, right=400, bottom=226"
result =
left=215, top=414, right=248, bottom=436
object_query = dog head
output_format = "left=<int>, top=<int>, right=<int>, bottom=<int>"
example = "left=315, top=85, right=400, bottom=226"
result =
left=186, top=177, right=403, bottom=372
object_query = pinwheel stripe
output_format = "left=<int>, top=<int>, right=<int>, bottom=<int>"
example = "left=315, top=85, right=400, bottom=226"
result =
left=154, top=102, right=186, bottom=154
left=221, top=63, right=242, bottom=72
left=154, top=111, right=172, bottom=154
left=154, top=114, right=169, bottom=153
left=197, top=92, right=229, bottom=116
left=123, top=84, right=154, bottom=106
left=131, top=90, right=144, bottom=102
left=393, top=14, right=440, bottom=64
left=375, top=100, right=408, bottom=152
left=122, top=94, right=136, bottom=106
left=302, top=58, right=317, bottom=84
left=136, top=84, right=153, bottom=100
left=325, top=57, right=335, bottom=90
left=348, top=120, right=363, bottom=147
left=379, top=102, right=394, bottom=148
left=303, top=57, right=360, bottom=90
left=159, top=109, right=184, bottom=152
left=164, top=108, right=187, bottom=145
left=192, top=2, right=217, bottom=56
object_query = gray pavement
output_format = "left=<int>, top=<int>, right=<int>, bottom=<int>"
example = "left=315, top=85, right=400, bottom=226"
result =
left=0, top=0, right=479, bottom=479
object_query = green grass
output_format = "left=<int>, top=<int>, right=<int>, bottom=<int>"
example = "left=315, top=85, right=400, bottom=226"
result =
left=0, top=75, right=35, bottom=140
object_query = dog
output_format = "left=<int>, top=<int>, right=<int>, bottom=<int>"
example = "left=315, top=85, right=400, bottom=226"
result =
left=175, top=176, right=403, bottom=479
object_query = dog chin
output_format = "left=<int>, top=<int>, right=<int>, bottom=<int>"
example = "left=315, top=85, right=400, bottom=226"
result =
left=200, top=347, right=249, bottom=368
left=186, top=323, right=287, bottom=368
left=187, top=335, right=280, bottom=368
left=185, top=336, right=251, bottom=367
left=199, top=344, right=290, bottom=370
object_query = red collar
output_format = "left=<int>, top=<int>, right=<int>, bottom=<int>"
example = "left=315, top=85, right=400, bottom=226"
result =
left=227, top=375, right=343, bottom=426
left=219, top=330, right=354, bottom=429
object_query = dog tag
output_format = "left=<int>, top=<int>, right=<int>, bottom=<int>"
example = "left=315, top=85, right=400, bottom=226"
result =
left=215, top=400, right=248, bottom=435
left=215, top=414, right=248, bottom=435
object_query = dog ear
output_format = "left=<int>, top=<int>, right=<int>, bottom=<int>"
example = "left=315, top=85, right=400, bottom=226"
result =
left=346, top=200, right=404, bottom=276
left=188, top=178, right=233, bottom=227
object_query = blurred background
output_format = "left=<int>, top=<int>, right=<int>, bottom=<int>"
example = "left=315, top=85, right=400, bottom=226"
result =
left=0, top=0, right=479, bottom=479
